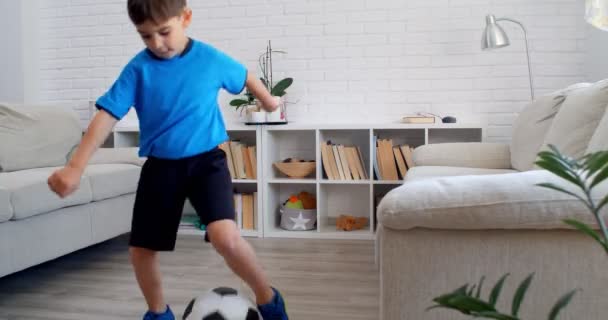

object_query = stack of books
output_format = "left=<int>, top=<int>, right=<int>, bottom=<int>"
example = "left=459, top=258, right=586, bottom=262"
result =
left=373, top=136, right=415, bottom=180
left=401, top=116, right=435, bottom=124
left=218, top=141, right=257, bottom=180
left=320, top=141, right=368, bottom=180
left=234, top=192, right=257, bottom=230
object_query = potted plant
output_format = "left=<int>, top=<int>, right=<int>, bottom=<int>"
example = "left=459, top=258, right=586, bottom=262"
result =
left=229, top=40, right=293, bottom=125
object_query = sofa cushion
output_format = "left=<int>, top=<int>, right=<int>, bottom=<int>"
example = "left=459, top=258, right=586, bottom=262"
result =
left=510, top=94, right=566, bottom=171
left=540, top=79, right=608, bottom=158
left=0, top=186, right=11, bottom=223
left=83, top=164, right=140, bottom=201
left=0, top=104, right=82, bottom=172
left=405, top=166, right=517, bottom=182
left=414, top=143, right=511, bottom=169
left=0, top=167, right=93, bottom=220
left=378, top=170, right=604, bottom=231
left=586, top=106, right=608, bottom=153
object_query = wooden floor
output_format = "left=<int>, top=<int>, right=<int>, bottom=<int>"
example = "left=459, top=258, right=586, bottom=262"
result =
left=0, top=235, right=379, bottom=320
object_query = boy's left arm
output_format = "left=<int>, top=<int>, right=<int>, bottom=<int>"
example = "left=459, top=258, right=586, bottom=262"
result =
left=245, top=72, right=280, bottom=112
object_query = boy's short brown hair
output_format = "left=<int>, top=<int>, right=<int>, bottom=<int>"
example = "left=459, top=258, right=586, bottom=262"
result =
left=127, top=0, right=187, bottom=25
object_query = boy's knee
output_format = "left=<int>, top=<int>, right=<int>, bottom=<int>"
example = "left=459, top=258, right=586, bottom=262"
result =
left=208, top=222, right=240, bottom=256
left=129, top=246, right=156, bottom=263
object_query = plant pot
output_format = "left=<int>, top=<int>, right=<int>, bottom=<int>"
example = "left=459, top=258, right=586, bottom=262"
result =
left=256, top=95, right=288, bottom=124
left=266, top=108, right=286, bottom=123
left=246, top=111, right=266, bottom=124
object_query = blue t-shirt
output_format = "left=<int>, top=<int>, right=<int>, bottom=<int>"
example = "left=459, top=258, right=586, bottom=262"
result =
left=96, top=39, right=247, bottom=159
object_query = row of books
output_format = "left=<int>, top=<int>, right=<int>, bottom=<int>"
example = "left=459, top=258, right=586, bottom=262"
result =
left=373, top=137, right=415, bottom=180
left=320, top=141, right=369, bottom=180
left=234, top=192, right=257, bottom=230
left=219, top=141, right=257, bottom=180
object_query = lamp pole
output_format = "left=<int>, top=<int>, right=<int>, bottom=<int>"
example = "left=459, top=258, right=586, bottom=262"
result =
left=495, top=17, right=535, bottom=100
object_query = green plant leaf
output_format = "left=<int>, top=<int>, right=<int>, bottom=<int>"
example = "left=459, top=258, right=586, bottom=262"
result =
left=563, top=219, right=605, bottom=246
left=474, top=311, right=520, bottom=320
left=547, top=144, right=578, bottom=166
left=583, top=151, right=608, bottom=177
left=590, top=159, right=608, bottom=188
left=598, top=195, right=608, bottom=212
left=489, top=274, right=509, bottom=307
left=229, top=99, right=250, bottom=107
left=512, top=273, right=534, bottom=317
left=468, top=284, right=477, bottom=297
left=433, top=286, right=467, bottom=306
left=535, top=159, right=583, bottom=188
left=476, top=276, right=485, bottom=299
left=538, top=148, right=577, bottom=169
left=447, top=295, right=496, bottom=313
left=271, top=78, right=293, bottom=96
left=548, top=289, right=579, bottom=320
left=536, top=183, right=587, bottom=203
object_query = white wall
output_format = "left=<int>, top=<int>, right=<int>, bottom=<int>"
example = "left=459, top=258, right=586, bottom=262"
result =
left=585, top=24, right=608, bottom=82
left=37, top=0, right=588, bottom=141
left=0, top=1, right=24, bottom=102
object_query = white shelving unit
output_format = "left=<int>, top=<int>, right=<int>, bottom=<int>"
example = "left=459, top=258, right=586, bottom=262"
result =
left=261, top=123, right=482, bottom=240
left=112, top=122, right=482, bottom=240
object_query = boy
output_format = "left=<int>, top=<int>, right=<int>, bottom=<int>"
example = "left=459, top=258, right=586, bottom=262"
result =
left=47, top=0, right=289, bottom=319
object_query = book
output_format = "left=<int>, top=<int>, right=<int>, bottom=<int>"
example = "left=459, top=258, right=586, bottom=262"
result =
left=320, top=143, right=335, bottom=180
left=219, top=142, right=235, bottom=179
left=379, top=139, right=399, bottom=180
left=234, top=193, right=243, bottom=229
left=242, top=145, right=254, bottom=179
left=393, top=146, right=408, bottom=180
left=337, top=145, right=352, bottom=180
left=242, top=193, right=254, bottom=230
left=400, top=145, right=415, bottom=169
left=332, top=144, right=346, bottom=180
left=344, top=147, right=360, bottom=180
left=355, top=146, right=369, bottom=180
left=373, top=135, right=382, bottom=180
left=248, top=146, right=257, bottom=179
left=326, top=141, right=341, bottom=180
left=401, top=116, right=435, bottom=124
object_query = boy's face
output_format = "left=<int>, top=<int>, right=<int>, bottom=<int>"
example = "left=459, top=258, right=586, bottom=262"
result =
left=136, top=8, right=192, bottom=59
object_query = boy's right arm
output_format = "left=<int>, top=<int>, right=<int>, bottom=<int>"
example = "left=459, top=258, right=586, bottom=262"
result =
left=48, top=109, right=118, bottom=198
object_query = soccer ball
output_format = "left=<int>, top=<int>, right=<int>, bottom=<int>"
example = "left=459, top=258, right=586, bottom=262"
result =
left=183, top=287, right=261, bottom=320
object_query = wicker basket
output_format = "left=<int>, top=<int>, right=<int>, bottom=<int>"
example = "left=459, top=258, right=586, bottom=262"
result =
left=273, top=161, right=316, bottom=178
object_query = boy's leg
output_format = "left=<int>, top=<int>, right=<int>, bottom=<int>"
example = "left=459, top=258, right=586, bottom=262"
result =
left=130, top=157, right=187, bottom=317
left=206, top=220, right=273, bottom=304
left=130, top=247, right=166, bottom=313
left=187, top=148, right=287, bottom=318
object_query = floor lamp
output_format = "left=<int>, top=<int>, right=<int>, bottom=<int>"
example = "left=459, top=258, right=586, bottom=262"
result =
left=481, top=15, right=534, bottom=100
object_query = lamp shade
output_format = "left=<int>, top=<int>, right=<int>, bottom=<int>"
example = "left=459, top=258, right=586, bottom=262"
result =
left=586, top=0, right=608, bottom=31
left=481, top=15, right=510, bottom=50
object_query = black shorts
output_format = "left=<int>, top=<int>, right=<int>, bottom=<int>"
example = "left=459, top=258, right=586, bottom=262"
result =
left=129, top=147, right=235, bottom=251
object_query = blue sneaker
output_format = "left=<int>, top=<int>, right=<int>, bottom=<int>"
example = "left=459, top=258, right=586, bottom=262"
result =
left=258, top=287, right=289, bottom=320
left=143, top=305, right=174, bottom=320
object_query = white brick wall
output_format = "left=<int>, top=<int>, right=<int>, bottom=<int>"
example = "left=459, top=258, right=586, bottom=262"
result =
left=37, top=0, right=589, bottom=142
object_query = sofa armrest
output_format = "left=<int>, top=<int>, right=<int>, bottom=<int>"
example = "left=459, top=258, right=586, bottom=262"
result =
left=413, top=142, right=512, bottom=169
left=89, top=148, right=146, bottom=166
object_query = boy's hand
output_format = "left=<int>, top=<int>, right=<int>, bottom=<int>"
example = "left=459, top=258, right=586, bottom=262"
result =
left=48, top=164, right=84, bottom=198
left=267, top=96, right=282, bottom=112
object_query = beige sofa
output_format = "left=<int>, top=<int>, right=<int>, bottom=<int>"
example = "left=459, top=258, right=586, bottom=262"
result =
left=0, top=104, right=143, bottom=278
left=377, top=80, right=608, bottom=319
